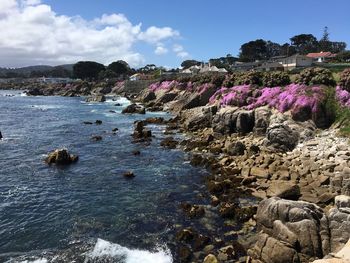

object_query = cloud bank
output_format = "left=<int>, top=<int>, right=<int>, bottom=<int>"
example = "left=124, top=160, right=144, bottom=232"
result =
left=0, top=0, right=189, bottom=67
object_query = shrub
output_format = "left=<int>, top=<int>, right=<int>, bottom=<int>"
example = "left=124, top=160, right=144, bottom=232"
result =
left=234, top=71, right=263, bottom=86
left=339, top=68, right=350, bottom=92
left=262, top=72, right=291, bottom=87
left=295, top=67, right=336, bottom=86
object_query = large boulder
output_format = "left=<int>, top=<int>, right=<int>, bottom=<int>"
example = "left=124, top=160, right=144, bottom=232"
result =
left=265, top=124, right=299, bottom=151
left=85, top=94, right=106, bottom=103
left=138, top=89, right=156, bottom=103
left=122, top=104, right=146, bottom=114
left=328, top=195, right=350, bottom=253
left=45, top=149, right=79, bottom=165
left=212, top=107, right=239, bottom=134
left=182, top=106, right=217, bottom=132
left=248, top=197, right=330, bottom=263
left=236, top=110, right=255, bottom=134
left=26, top=87, right=44, bottom=96
left=254, top=106, right=272, bottom=135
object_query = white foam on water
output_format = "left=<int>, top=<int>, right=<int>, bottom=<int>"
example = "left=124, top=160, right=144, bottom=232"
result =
left=87, top=239, right=173, bottom=263
left=18, top=259, right=48, bottom=263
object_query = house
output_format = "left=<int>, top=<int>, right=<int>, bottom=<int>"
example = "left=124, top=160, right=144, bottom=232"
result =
left=306, top=51, right=336, bottom=63
left=181, top=64, right=227, bottom=74
left=256, top=62, right=284, bottom=72
left=231, top=61, right=262, bottom=71
left=272, top=54, right=313, bottom=71
left=129, top=73, right=141, bottom=81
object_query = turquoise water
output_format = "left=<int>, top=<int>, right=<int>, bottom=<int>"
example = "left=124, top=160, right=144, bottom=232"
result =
left=0, top=90, right=211, bottom=262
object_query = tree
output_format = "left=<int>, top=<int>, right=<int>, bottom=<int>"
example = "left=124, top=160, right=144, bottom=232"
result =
left=181, top=60, right=201, bottom=69
left=73, top=61, right=105, bottom=80
left=280, top=43, right=297, bottom=57
left=266, top=41, right=283, bottom=58
left=330, top=42, right=347, bottom=53
left=335, top=50, right=350, bottom=62
left=239, top=39, right=268, bottom=62
left=98, top=69, right=118, bottom=80
left=319, top=26, right=332, bottom=52
left=290, top=34, right=318, bottom=54
left=107, top=60, right=130, bottom=76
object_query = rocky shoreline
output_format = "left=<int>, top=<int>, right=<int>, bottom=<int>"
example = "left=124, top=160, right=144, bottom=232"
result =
left=6, top=78, right=350, bottom=262
left=130, top=81, right=350, bottom=263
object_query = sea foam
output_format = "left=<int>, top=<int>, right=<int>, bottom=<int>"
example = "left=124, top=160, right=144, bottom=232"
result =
left=86, top=239, right=173, bottom=263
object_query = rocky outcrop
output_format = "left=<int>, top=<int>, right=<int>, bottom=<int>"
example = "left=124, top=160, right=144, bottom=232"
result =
left=26, top=87, right=44, bottom=96
left=133, top=121, right=152, bottom=141
left=85, top=94, right=106, bottom=102
left=122, top=103, right=146, bottom=114
left=212, top=107, right=255, bottom=135
left=249, top=197, right=330, bottom=263
left=181, top=106, right=217, bottom=132
left=45, top=149, right=79, bottom=165
left=137, top=89, right=156, bottom=103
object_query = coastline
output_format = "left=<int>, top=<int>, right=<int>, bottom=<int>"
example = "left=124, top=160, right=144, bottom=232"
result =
left=2, top=79, right=350, bottom=263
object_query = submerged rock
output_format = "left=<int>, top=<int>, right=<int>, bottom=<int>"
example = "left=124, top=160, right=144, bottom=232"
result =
left=91, top=135, right=102, bottom=141
left=0, top=131, right=2, bottom=140
left=45, top=149, right=79, bottom=165
left=95, top=120, right=102, bottom=125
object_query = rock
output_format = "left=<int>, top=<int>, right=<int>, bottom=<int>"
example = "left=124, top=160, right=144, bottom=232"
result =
left=212, top=107, right=238, bottom=134
left=180, top=203, right=205, bottom=218
left=112, top=128, right=119, bottom=132
left=254, top=106, right=272, bottom=135
left=312, top=239, right=350, bottom=262
left=178, top=245, right=192, bottom=262
left=182, top=106, right=216, bottom=132
left=248, top=197, right=330, bottom=263
left=266, top=181, right=301, bottom=200
left=114, top=103, right=122, bottom=106
left=328, top=195, right=350, bottom=253
left=176, top=228, right=194, bottom=242
left=0, top=131, right=2, bottom=140
left=138, top=89, right=156, bottom=103
left=236, top=110, right=255, bottom=134
left=91, top=135, right=102, bottom=141
left=133, top=121, right=152, bottom=140
left=250, top=167, right=270, bottom=179
left=109, top=110, right=116, bottom=113
left=123, top=171, right=135, bottom=179
left=145, top=117, right=164, bottom=124
left=226, top=141, right=246, bottom=156
left=219, top=202, right=236, bottom=218
left=132, top=150, right=141, bottom=156
left=249, top=145, right=260, bottom=154
left=160, top=137, right=178, bottom=149
left=122, top=104, right=146, bottom=114
left=95, top=120, right=102, bottom=125
left=217, top=245, right=235, bottom=261
left=45, top=149, right=79, bottom=165
left=86, top=94, right=106, bottom=102
left=266, top=124, right=299, bottom=151
left=83, top=121, right=93, bottom=125
left=26, top=87, right=44, bottom=96
left=203, top=254, right=218, bottom=263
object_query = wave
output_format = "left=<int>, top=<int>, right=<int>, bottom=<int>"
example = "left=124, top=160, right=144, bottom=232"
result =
left=86, top=239, right=173, bottom=263
left=6, top=239, right=173, bottom=263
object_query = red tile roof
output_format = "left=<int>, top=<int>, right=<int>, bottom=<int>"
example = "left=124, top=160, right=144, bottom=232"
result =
left=306, top=52, right=336, bottom=58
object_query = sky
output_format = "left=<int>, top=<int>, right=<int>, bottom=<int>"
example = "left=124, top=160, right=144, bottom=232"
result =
left=0, top=0, right=349, bottom=68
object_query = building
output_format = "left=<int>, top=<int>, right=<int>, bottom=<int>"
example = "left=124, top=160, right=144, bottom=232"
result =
left=181, top=64, right=227, bottom=74
left=231, top=61, right=262, bottom=71
left=306, top=51, right=337, bottom=63
left=256, top=62, right=284, bottom=72
left=272, top=54, right=313, bottom=71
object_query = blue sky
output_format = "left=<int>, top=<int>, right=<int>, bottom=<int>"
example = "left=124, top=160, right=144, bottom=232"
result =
left=1, top=0, right=350, bottom=68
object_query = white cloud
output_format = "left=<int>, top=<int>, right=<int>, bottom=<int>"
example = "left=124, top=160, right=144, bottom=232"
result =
left=154, top=44, right=168, bottom=55
left=173, top=44, right=190, bottom=58
left=139, top=26, right=180, bottom=44
left=0, top=0, right=185, bottom=67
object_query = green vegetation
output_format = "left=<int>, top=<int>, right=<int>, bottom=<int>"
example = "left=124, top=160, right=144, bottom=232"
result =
left=295, top=67, right=336, bottom=86
left=73, top=61, right=105, bottom=80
